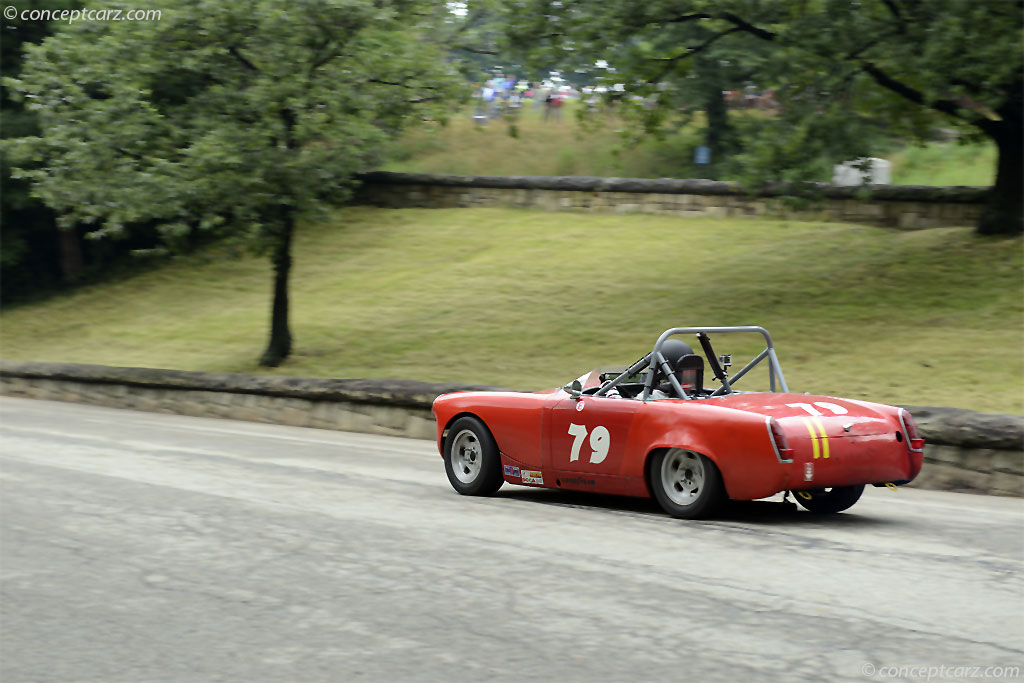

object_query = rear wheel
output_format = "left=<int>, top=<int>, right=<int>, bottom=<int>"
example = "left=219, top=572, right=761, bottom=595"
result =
left=649, top=449, right=725, bottom=519
left=793, top=485, right=864, bottom=514
left=443, top=416, right=503, bottom=496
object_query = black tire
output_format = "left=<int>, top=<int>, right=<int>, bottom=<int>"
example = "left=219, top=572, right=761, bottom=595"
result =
left=648, top=449, right=725, bottom=519
left=443, top=416, right=504, bottom=496
left=793, top=485, right=865, bottom=514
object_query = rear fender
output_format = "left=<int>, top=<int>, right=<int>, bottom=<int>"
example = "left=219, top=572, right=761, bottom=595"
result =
left=634, top=418, right=789, bottom=501
left=641, top=446, right=726, bottom=500
left=633, top=426, right=726, bottom=495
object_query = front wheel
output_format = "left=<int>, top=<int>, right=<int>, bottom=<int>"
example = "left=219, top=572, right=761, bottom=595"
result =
left=443, top=416, right=503, bottom=496
left=793, top=485, right=864, bottom=514
left=649, top=449, right=725, bottom=519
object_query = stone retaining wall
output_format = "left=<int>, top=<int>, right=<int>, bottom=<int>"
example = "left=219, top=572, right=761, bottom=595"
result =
left=0, top=361, right=495, bottom=441
left=1, top=361, right=1020, bottom=497
left=354, top=171, right=989, bottom=229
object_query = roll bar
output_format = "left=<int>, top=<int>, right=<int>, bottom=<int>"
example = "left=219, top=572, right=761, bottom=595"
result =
left=593, top=326, right=789, bottom=401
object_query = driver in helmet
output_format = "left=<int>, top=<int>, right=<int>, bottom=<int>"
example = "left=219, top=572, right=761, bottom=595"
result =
left=643, top=339, right=696, bottom=400
left=604, top=339, right=697, bottom=400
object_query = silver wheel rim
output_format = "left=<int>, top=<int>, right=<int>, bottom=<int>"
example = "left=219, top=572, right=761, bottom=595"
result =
left=451, top=429, right=482, bottom=484
left=661, top=450, right=705, bottom=506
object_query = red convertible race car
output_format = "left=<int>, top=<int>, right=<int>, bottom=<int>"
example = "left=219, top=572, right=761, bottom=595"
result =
left=433, top=326, right=925, bottom=518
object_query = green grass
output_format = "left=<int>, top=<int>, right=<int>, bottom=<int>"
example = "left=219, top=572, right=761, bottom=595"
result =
left=2, top=207, right=1021, bottom=414
left=386, top=102, right=997, bottom=186
left=889, top=141, right=995, bottom=186
left=384, top=101, right=707, bottom=179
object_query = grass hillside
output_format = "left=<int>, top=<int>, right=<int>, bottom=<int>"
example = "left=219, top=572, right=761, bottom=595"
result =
left=384, top=102, right=996, bottom=186
left=1, top=207, right=1020, bottom=414
left=887, top=141, right=996, bottom=186
left=383, top=101, right=700, bottom=178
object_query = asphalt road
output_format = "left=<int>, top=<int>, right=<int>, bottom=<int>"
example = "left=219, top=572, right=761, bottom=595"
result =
left=1, top=397, right=1022, bottom=683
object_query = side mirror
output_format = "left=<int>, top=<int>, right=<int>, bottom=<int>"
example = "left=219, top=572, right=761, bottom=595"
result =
left=564, top=379, right=583, bottom=399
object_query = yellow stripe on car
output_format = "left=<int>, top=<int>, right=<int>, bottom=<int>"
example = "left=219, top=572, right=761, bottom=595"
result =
left=814, top=418, right=830, bottom=459
left=802, top=418, right=830, bottom=459
left=803, top=418, right=821, bottom=459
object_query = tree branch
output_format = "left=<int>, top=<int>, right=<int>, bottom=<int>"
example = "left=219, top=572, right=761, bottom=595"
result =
left=694, top=8, right=994, bottom=133
left=719, top=12, right=778, bottom=41
left=879, top=0, right=907, bottom=32
left=228, top=46, right=259, bottom=72
left=635, top=26, right=744, bottom=86
left=367, top=78, right=440, bottom=93
left=664, top=12, right=712, bottom=24
left=653, top=26, right=743, bottom=64
left=859, top=60, right=990, bottom=129
left=116, top=147, right=143, bottom=162
left=310, top=42, right=340, bottom=72
left=453, top=45, right=498, bottom=56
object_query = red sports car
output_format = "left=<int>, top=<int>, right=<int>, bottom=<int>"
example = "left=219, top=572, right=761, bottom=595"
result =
left=433, top=326, right=925, bottom=518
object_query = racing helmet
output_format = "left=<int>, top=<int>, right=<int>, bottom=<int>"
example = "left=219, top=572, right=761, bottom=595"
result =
left=658, top=339, right=695, bottom=369
left=654, top=339, right=704, bottom=392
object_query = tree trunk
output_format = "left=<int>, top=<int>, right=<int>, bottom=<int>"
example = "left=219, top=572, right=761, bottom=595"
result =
left=57, top=226, right=83, bottom=283
left=258, top=207, right=295, bottom=367
left=977, top=120, right=1023, bottom=236
left=702, top=85, right=732, bottom=180
left=695, top=50, right=734, bottom=181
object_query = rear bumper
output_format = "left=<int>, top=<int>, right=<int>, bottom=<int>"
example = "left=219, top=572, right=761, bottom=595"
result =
left=787, top=438, right=924, bottom=491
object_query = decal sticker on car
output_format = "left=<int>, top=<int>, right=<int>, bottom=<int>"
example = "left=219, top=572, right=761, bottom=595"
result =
left=802, top=418, right=831, bottom=459
left=521, top=470, right=544, bottom=485
left=576, top=401, right=585, bottom=411
left=503, top=465, right=520, bottom=478
left=567, top=423, right=610, bottom=464
left=804, top=462, right=814, bottom=481
left=562, top=476, right=596, bottom=487
left=787, top=402, right=849, bottom=416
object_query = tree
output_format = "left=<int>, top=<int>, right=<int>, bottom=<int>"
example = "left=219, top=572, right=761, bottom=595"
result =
left=585, top=23, right=774, bottom=179
left=1, top=0, right=83, bottom=303
left=507, top=0, right=1023, bottom=235
left=6, top=0, right=466, bottom=364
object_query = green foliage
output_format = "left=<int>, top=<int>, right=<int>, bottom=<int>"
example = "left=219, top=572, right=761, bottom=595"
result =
left=502, top=0, right=1022, bottom=232
left=1, top=207, right=1020, bottom=414
left=4, top=0, right=468, bottom=359
left=5, top=0, right=466, bottom=248
left=1, top=0, right=83, bottom=301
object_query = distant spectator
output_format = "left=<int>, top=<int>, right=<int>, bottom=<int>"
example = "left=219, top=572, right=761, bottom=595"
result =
left=544, top=92, right=563, bottom=122
left=506, top=91, right=522, bottom=120
left=481, top=81, right=496, bottom=116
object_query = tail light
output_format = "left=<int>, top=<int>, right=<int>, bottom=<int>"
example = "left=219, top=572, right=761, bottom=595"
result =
left=898, top=409, right=925, bottom=452
left=767, top=418, right=794, bottom=462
